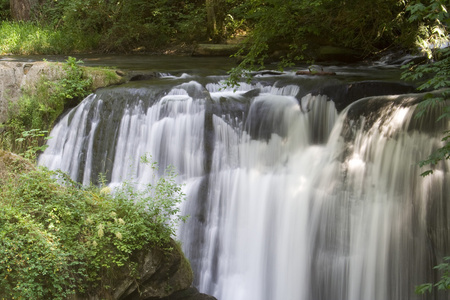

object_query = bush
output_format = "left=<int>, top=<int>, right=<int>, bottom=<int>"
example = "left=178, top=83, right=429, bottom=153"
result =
left=0, top=154, right=187, bottom=299
left=0, top=0, right=10, bottom=21
left=32, top=0, right=208, bottom=52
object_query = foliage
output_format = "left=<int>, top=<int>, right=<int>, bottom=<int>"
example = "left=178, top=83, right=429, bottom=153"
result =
left=0, top=21, right=94, bottom=55
left=0, top=0, right=10, bottom=21
left=416, top=257, right=450, bottom=295
left=1, top=0, right=430, bottom=58
left=3, top=57, right=92, bottom=159
left=14, top=129, right=51, bottom=160
left=401, top=49, right=450, bottom=177
left=401, top=0, right=450, bottom=177
left=406, top=0, right=450, bottom=58
left=57, top=57, right=93, bottom=108
left=226, top=0, right=415, bottom=85
left=31, top=0, right=210, bottom=52
left=0, top=155, right=187, bottom=299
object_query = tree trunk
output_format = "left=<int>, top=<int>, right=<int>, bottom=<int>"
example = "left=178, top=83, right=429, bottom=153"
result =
left=10, top=0, right=39, bottom=21
left=206, top=0, right=226, bottom=43
left=206, top=0, right=217, bottom=40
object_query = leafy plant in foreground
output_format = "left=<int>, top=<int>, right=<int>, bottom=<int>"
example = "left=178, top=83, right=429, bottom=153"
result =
left=401, top=0, right=450, bottom=177
left=0, top=154, right=187, bottom=299
left=416, top=257, right=450, bottom=294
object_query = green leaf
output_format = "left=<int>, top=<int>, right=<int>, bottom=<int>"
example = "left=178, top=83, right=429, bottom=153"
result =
left=415, top=283, right=433, bottom=294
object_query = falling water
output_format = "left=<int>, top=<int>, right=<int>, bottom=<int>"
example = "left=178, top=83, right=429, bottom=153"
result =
left=39, top=70, right=450, bottom=300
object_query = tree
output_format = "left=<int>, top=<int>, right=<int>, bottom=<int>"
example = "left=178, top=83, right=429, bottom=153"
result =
left=401, top=0, right=450, bottom=176
left=0, top=0, right=10, bottom=20
left=9, top=0, right=40, bottom=21
left=206, top=0, right=243, bottom=42
left=226, top=0, right=416, bottom=85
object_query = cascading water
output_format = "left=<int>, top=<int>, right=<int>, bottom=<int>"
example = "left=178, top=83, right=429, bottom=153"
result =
left=39, top=67, right=450, bottom=300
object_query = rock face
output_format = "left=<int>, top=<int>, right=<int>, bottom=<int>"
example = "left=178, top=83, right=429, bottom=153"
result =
left=0, top=61, right=64, bottom=124
left=0, top=61, right=126, bottom=125
left=311, top=81, right=417, bottom=112
left=114, top=239, right=193, bottom=300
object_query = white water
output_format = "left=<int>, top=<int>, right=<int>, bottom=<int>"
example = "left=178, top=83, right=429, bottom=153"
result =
left=39, top=79, right=450, bottom=300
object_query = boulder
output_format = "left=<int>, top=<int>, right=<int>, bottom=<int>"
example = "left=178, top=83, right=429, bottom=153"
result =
left=114, top=239, right=193, bottom=300
left=0, top=61, right=126, bottom=124
left=0, top=61, right=63, bottom=124
left=69, top=239, right=217, bottom=300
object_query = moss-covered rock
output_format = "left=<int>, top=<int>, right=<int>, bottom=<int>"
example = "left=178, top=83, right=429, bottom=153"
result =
left=83, top=67, right=126, bottom=90
left=112, top=239, right=194, bottom=300
left=0, top=61, right=127, bottom=124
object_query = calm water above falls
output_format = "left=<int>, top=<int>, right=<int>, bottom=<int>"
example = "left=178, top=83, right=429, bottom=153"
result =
left=39, top=61, right=450, bottom=300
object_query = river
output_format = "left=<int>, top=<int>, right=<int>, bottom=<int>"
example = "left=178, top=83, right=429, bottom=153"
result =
left=36, top=55, right=450, bottom=300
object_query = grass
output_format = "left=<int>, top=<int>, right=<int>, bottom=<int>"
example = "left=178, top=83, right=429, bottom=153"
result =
left=0, top=21, right=99, bottom=55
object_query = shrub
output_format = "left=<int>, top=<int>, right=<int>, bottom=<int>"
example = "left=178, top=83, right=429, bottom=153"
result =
left=0, top=154, right=187, bottom=298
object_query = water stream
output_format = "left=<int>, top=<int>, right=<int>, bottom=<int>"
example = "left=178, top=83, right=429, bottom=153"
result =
left=38, top=59, right=450, bottom=300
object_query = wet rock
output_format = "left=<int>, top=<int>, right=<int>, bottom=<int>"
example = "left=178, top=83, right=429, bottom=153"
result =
left=115, top=239, right=193, bottom=300
left=296, top=70, right=336, bottom=76
left=69, top=239, right=212, bottom=300
left=158, top=287, right=218, bottom=300
left=129, top=72, right=161, bottom=81
left=312, top=80, right=417, bottom=112
left=251, top=70, right=285, bottom=76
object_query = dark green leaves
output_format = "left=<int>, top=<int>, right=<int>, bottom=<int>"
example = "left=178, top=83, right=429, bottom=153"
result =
left=416, top=257, right=450, bottom=294
left=0, top=157, right=187, bottom=298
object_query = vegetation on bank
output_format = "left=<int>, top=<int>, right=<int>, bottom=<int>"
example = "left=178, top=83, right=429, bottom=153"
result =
left=0, top=0, right=448, bottom=87
left=0, top=52, right=187, bottom=298
left=1, top=56, right=124, bottom=157
left=0, top=21, right=96, bottom=55
left=0, top=150, right=187, bottom=299
left=0, top=0, right=441, bottom=58
left=1, top=57, right=92, bottom=156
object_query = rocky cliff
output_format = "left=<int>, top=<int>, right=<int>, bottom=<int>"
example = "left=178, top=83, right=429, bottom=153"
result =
left=0, top=60, right=125, bottom=124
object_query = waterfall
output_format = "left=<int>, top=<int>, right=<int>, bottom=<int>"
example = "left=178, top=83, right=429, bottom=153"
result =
left=39, top=73, right=450, bottom=300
